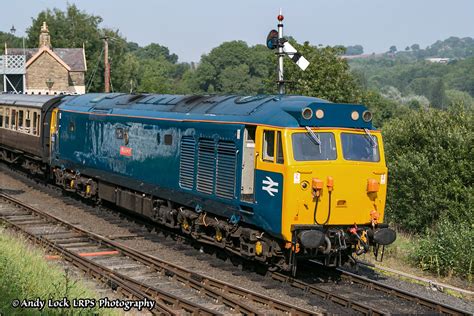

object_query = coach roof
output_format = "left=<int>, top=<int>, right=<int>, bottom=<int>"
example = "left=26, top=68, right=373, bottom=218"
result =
left=58, top=93, right=374, bottom=129
left=0, top=94, right=57, bottom=108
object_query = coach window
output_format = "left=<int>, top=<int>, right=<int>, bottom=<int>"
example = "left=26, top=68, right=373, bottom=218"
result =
left=25, top=110, right=31, bottom=133
left=262, top=130, right=275, bottom=162
left=11, top=109, right=17, bottom=130
left=34, top=112, right=41, bottom=136
left=18, top=110, right=24, bottom=132
left=5, top=108, right=9, bottom=128
left=0, top=107, right=3, bottom=128
left=32, top=112, right=38, bottom=135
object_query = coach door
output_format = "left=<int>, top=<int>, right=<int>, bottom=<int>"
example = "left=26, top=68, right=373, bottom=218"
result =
left=49, top=108, right=60, bottom=161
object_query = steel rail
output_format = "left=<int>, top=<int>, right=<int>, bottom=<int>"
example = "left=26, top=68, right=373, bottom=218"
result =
left=335, top=267, right=471, bottom=316
left=270, top=272, right=386, bottom=315
left=0, top=194, right=225, bottom=315
left=0, top=192, right=316, bottom=315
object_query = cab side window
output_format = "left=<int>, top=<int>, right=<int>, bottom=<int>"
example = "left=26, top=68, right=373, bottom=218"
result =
left=263, top=130, right=284, bottom=164
left=263, top=130, right=275, bottom=162
left=276, top=131, right=284, bottom=164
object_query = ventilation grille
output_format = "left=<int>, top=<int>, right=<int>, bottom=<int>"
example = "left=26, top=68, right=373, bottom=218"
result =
left=197, top=139, right=216, bottom=194
left=179, top=136, right=195, bottom=189
left=216, top=141, right=237, bottom=199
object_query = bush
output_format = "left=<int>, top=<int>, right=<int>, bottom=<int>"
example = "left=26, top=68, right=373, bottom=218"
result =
left=383, top=108, right=473, bottom=232
left=410, top=219, right=473, bottom=279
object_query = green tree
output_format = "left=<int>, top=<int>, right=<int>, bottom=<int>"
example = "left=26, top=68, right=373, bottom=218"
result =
left=430, top=78, right=447, bottom=109
left=410, top=43, right=420, bottom=51
left=389, top=45, right=397, bottom=54
left=0, top=31, right=23, bottom=54
left=384, top=108, right=473, bottom=232
left=134, top=43, right=178, bottom=63
left=345, top=45, right=364, bottom=55
left=186, top=41, right=273, bottom=94
left=283, top=42, right=362, bottom=103
left=136, top=56, right=174, bottom=93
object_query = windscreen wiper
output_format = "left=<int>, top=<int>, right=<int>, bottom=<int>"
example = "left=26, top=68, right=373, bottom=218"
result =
left=364, top=128, right=377, bottom=148
left=305, top=126, right=321, bottom=150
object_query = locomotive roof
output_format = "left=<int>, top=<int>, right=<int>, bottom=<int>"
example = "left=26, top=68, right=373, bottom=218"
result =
left=0, top=94, right=57, bottom=108
left=58, top=93, right=374, bottom=129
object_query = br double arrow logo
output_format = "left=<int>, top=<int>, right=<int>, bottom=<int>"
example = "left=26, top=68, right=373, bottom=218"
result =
left=262, top=176, right=279, bottom=197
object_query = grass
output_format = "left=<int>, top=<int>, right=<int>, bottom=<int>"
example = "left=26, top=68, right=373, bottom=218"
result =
left=0, top=226, right=117, bottom=315
left=359, top=230, right=473, bottom=296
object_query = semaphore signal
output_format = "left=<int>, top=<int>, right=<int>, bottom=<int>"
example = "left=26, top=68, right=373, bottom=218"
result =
left=266, top=10, right=310, bottom=94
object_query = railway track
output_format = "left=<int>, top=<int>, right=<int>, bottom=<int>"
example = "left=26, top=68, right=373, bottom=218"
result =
left=1, top=165, right=472, bottom=315
left=0, top=192, right=317, bottom=315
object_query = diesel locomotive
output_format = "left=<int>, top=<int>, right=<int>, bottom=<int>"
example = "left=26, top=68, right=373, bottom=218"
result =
left=0, top=93, right=396, bottom=273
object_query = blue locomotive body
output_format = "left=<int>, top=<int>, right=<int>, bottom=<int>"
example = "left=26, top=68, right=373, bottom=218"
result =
left=1, top=92, right=395, bottom=271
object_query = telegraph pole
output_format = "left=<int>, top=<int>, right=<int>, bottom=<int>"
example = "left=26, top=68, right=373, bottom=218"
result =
left=277, top=11, right=285, bottom=95
left=102, top=36, right=110, bottom=93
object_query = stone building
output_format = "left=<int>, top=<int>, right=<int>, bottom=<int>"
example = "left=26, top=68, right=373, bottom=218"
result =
left=1, top=22, right=87, bottom=94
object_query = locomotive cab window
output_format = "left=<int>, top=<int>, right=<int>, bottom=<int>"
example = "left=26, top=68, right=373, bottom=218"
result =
left=292, top=132, right=337, bottom=161
left=263, top=130, right=284, bottom=164
left=262, top=130, right=275, bottom=162
left=341, top=133, right=380, bottom=162
left=276, top=131, right=284, bottom=164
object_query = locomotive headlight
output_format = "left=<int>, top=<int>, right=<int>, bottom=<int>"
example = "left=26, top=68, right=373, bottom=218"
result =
left=351, top=111, right=360, bottom=121
left=315, top=109, right=324, bottom=119
left=362, top=110, right=373, bottom=122
left=301, top=107, right=313, bottom=120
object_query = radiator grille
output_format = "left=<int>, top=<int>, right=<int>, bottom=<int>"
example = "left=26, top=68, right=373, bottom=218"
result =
left=179, top=136, right=196, bottom=189
left=216, top=141, right=237, bottom=199
left=197, top=139, right=216, bottom=194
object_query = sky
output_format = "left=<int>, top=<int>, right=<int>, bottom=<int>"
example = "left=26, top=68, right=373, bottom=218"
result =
left=1, top=0, right=473, bottom=62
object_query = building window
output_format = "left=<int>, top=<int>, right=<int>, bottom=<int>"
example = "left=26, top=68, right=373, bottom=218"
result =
left=0, top=107, right=3, bottom=128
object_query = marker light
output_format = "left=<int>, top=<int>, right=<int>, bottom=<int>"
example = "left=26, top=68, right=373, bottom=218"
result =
left=351, top=111, right=360, bottom=121
left=315, top=109, right=324, bottom=119
left=301, top=107, right=313, bottom=120
left=312, top=178, right=324, bottom=197
left=362, top=110, right=373, bottom=122
left=326, top=176, right=334, bottom=191
left=367, top=178, right=380, bottom=193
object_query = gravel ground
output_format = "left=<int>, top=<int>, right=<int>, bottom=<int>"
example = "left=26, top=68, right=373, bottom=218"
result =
left=1, top=166, right=473, bottom=315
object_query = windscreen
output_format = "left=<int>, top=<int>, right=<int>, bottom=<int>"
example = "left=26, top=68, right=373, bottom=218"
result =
left=292, top=132, right=337, bottom=161
left=341, top=133, right=380, bottom=162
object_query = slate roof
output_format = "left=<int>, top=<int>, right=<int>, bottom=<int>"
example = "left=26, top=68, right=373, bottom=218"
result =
left=7, top=48, right=86, bottom=71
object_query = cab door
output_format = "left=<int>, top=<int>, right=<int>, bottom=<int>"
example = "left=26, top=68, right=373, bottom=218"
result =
left=254, top=127, right=286, bottom=236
